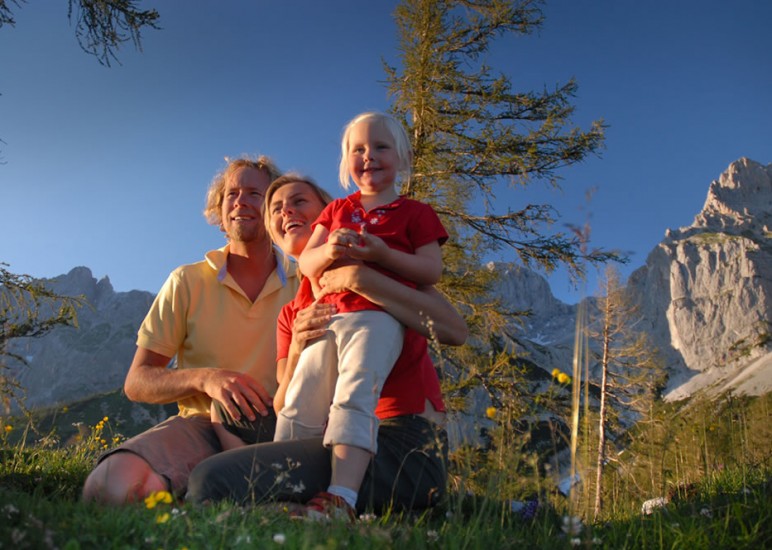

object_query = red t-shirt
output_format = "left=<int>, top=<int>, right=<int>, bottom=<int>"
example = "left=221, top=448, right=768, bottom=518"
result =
left=312, top=192, right=448, bottom=313
left=276, top=277, right=445, bottom=419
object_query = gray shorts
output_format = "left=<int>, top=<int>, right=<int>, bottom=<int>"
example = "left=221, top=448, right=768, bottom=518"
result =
left=98, top=415, right=221, bottom=497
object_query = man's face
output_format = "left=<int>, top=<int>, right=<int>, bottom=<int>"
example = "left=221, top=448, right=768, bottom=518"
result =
left=220, top=166, right=271, bottom=243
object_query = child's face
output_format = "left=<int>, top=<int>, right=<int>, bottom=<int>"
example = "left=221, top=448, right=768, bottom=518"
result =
left=347, top=120, right=400, bottom=196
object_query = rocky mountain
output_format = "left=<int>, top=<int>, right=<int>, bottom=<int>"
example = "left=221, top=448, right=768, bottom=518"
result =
left=6, top=267, right=154, bottom=411
left=6, top=157, right=770, bottom=424
left=627, top=157, right=771, bottom=399
left=493, top=157, right=771, bottom=400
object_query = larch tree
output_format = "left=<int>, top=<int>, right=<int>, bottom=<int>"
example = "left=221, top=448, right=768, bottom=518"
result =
left=589, top=266, right=664, bottom=520
left=384, top=0, right=617, bottom=406
left=0, top=265, right=83, bottom=414
left=0, top=0, right=159, bottom=66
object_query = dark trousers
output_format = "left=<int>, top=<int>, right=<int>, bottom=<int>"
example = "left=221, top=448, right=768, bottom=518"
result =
left=186, top=415, right=448, bottom=513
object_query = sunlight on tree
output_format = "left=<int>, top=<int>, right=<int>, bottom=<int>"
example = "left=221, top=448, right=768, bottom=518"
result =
left=385, top=0, right=621, bottom=427
left=0, top=264, right=83, bottom=414
left=587, top=266, right=665, bottom=520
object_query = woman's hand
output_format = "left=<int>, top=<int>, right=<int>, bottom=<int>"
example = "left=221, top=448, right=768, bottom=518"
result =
left=317, top=264, right=362, bottom=297
left=291, top=301, right=336, bottom=350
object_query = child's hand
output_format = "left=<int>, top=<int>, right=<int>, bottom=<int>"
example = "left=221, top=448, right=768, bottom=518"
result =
left=325, top=228, right=360, bottom=260
left=347, top=226, right=389, bottom=263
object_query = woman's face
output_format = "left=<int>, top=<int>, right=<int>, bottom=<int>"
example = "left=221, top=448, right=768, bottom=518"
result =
left=267, top=181, right=327, bottom=258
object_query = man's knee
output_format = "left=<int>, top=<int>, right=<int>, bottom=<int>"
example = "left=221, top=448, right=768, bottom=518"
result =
left=82, top=452, right=167, bottom=505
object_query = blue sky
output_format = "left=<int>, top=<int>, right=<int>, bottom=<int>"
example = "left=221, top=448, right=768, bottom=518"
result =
left=1, top=1, right=770, bottom=304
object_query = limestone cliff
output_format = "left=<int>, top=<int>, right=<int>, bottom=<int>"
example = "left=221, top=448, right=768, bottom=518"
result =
left=627, top=158, right=771, bottom=399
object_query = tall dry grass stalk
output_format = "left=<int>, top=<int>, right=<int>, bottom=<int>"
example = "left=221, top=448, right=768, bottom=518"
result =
left=568, top=296, right=589, bottom=514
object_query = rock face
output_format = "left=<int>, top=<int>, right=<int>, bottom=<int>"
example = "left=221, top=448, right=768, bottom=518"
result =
left=486, top=158, right=771, bottom=402
left=6, top=267, right=154, bottom=411
left=627, top=158, right=772, bottom=399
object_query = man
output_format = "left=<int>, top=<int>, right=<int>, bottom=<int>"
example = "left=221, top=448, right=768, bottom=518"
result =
left=82, top=156, right=298, bottom=504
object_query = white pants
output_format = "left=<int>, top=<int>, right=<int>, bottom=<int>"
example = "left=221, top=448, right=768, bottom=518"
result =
left=274, top=310, right=404, bottom=453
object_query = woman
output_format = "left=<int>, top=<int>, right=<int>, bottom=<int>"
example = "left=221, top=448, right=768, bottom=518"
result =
left=186, top=173, right=467, bottom=518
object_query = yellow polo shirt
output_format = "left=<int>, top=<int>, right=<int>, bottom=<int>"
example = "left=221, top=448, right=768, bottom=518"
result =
left=136, top=245, right=299, bottom=417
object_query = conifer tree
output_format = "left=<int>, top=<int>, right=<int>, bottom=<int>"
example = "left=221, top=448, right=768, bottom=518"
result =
left=0, top=265, right=83, bottom=414
left=0, top=0, right=159, bottom=66
left=588, top=266, right=664, bottom=520
left=384, top=0, right=616, bottom=403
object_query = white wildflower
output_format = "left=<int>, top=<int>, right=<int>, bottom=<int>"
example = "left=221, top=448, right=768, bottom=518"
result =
left=641, top=496, right=667, bottom=515
left=273, top=533, right=286, bottom=545
left=561, top=515, right=583, bottom=536
left=3, top=504, right=19, bottom=517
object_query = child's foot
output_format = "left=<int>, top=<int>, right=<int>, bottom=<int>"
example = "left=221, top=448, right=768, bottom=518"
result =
left=291, top=491, right=356, bottom=522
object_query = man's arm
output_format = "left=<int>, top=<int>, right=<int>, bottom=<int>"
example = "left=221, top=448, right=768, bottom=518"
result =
left=124, top=347, right=273, bottom=420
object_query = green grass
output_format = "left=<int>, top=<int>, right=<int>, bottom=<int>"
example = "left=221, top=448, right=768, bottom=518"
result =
left=1, top=393, right=770, bottom=549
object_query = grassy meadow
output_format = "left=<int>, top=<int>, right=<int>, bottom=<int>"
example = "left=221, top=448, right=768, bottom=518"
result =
left=1, top=390, right=769, bottom=549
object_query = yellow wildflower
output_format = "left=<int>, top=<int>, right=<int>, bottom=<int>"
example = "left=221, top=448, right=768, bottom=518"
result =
left=551, top=368, right=561, bottom=378
left=102, top=416, right=109, bottom=422
left=156, top=512, right=170, bottom=524
left=144, top=490, right=173, bottom=509
left=486, top=407, right=497, bottom=419
left=557, top=372, right=571, bottom=385
left=3, top=425, right=11, bottom=433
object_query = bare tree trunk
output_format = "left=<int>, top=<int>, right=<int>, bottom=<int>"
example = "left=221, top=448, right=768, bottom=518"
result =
left=594, top=295, right=611, bottom=521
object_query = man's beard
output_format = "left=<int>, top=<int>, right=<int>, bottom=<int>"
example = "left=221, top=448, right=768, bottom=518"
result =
left=228, top=223, right=266, bottom=244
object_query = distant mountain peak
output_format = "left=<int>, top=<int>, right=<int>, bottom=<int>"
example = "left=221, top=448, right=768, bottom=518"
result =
left=693, top=157, right=772, bottom=233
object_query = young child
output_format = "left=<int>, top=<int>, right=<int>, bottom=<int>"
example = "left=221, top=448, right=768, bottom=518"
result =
left=275, top=112, right=448, bottom=518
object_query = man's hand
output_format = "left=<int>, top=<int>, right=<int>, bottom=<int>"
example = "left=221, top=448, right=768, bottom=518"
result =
left=204, top=371, right=272, bottom=421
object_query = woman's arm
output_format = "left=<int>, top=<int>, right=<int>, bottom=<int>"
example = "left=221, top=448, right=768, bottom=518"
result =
left=124, top=347, right=273, bottom=420
left=273, top=301, right=336, bottom=413
left=318, top=264, right=468, bottom=346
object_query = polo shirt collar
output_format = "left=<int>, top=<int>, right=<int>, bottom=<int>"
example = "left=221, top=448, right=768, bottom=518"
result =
left=206, top=244, right=293, bottom=287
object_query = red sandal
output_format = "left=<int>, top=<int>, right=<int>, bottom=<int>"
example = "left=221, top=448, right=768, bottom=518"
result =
left=291, top=491, right=356, bottom=522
